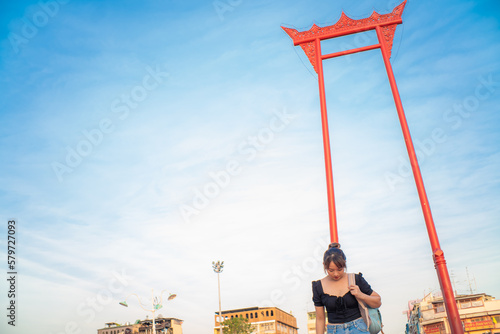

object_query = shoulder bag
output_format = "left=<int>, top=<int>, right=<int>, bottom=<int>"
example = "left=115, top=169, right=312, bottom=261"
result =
left=347, top=273, right=384, bottom=334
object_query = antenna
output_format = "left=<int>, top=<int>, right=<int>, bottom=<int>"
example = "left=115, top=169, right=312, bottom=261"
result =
left=450, top=270, right=458, bottom=295
left=465, top=267, right=477, bottom=294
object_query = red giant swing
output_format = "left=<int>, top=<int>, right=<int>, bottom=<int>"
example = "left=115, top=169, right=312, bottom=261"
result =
left=282, top=2, right=464, bottom=333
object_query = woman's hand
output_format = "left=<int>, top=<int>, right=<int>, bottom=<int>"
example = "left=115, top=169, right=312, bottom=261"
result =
left=349, top=284, right=382, bottom=308
left=348, top=283, right=363, bottom=297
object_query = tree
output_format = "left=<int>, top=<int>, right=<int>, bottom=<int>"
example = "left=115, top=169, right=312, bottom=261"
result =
left=221, top=317, right=253, bottom=334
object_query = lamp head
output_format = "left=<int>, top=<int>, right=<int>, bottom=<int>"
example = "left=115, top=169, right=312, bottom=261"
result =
left=119, top=301, right=128, bottom=307
left=212, top=260, right=224, bottom=273
left=168, top=294, right=177, bottom=301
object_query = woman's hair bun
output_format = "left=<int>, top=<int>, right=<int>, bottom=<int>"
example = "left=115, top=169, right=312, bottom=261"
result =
left=323, top=242, right=346, bottom=269
left=328, top=242, right=341, bottom=249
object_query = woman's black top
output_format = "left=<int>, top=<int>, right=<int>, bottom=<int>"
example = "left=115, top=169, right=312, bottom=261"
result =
left=312, top=273, right=373, bottom=324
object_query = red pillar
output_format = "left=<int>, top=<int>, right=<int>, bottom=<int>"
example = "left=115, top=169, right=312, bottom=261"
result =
left=375, top=25, right=463, bottom=334
left=314, top=37, right=339, bottom=243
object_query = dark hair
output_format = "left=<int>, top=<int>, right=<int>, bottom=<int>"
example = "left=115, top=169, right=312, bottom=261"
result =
left=323, top=242, right=347, bottom=271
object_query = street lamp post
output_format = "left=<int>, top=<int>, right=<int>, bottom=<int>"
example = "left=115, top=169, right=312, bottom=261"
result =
left=212, top=261, right=224, bottom=334
left=119, top=289, right=176, bottom=334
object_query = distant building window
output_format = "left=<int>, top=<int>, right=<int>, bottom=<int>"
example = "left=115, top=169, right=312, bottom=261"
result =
left=461, top=301, right=472, bottom=309
left=266, top=311, right=269, bottom=316
left=459, top=298, right=484, bottom=309
left=271, top=310, right=274, bottom=316
left=434, top=304, right=445, bottom=313
left=255, top=312, right=258, bottom=318
left=246, top=313, right=249, bottom=318
left=250, top=313, right=253, bottom=319
left=471, top=300, right=483, bottom=307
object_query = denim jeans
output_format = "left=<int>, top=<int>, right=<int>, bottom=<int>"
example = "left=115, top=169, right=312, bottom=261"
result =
left=326, top=318, right=369, bottom=334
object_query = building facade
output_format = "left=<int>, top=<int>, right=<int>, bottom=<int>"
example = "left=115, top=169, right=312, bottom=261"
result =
left=98, top=321, right=141, bottom=334
left=214, top=307, right=298, bottom=334
left=307, top=311, right=317, bottom=334
left=405, top=293, right=500, bottom=334
left=98, top=317, right=183, bottom=334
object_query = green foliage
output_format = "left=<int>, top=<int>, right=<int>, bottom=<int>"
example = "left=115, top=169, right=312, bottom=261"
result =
left=221, top=317, right=253, bottom=334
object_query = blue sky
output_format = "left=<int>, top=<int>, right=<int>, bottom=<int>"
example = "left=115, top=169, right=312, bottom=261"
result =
left=1, top=0, right=499, bottom=333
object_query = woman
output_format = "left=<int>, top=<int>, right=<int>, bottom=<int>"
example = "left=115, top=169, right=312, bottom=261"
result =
left=312, top=243, right=381, bottom=334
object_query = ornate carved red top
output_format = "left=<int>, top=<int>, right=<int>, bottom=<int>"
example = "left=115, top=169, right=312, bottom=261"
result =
left=282, top=0, right=407, bottom=72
